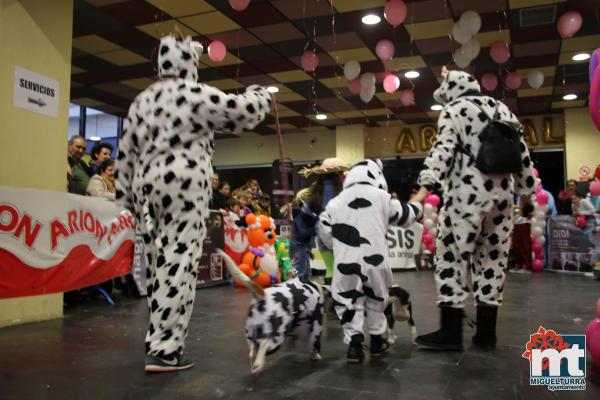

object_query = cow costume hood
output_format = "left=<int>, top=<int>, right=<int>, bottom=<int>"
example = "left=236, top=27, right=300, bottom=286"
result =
left=157, top=35, right=203, bottom=82
left=433, top=70, right=481, bottom=105
left=343, top=159, right=388, bottom=192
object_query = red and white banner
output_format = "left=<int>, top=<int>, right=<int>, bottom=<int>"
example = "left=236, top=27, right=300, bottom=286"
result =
left=0, top=186, right=135, bottom=299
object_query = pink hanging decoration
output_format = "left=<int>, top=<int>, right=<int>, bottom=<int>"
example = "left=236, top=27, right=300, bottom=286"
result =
left=399, top=89, right=414, bottom=106
left=208, top=41, right=227, bottom=62
left=505, top=72, right=522, bottom=90
left=536, top=191, right=549, bottom=205
left=301, top=51, right=319, bottom=72
left=557, top=11, right=582, bottom=39
left=348, top=78, right=361, bottom=95
left=384, top=0, right=407, bottom=27
left=490, top=41, right=510, bottom=64
left=383, top=74, right=400, bottom=93
left=229, top=0, right=250, bottom=12
left=376, top=39, right=395, bottom=61
left=481, top=73, right=498, bottom=91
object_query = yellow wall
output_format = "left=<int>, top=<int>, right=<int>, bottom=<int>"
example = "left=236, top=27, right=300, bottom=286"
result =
left=0, top=0, right=74, bottom=327
left=214, top=129, right=336, bottom=167
left=366, top=114, right=565, bottom=159
left=564, top=108, right=600, bottom=180
left=336, top=124, right=365, bottom=164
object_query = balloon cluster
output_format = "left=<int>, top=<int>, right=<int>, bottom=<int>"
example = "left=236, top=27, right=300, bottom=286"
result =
left=585, top=298, right=600, bottom=367
left=420, top=194, right=441, bottom=255
left=481, top=70, right=544, bottom=92
left=234, top=214, right=280, bottom=289
left=589, top=49, right=600, bottom=132
left=450, top=11, right=482, bottom=68
left=531, top=169, right=548, bottom=272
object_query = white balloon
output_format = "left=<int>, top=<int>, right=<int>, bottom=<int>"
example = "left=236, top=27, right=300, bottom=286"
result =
left=424, top=219, right=435, bottom=230
left=344, top=60, right=361, bottom=81
left=535, top=178, right=542, bottom=187
left=360, top=72, right=376, bottom=89
left=431, top=212, right=438, bottom=221
left=359, top=84, right=375, bottom=103
left=451, top=23, right=471, bottom=45
left=537, top=236, right=546, bottom=244
left=453, top=48, right=470, bottom=68
left=532, top=227, right=543, bottom=236
left=464, top=38, right=480, bottom=60
left=538, top=204, right=549, bottom=213
left=535, top=211, right=546, bottom=220
left=527, top=70, right=544, bottom=89
left=424, top=203, right=434, bottom=214
left=430, top=228, right=437, bottom=237
left=459, top=11, right=482, bottom=36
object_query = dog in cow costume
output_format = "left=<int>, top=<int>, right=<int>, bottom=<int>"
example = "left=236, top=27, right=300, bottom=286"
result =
left=116, top=34, right=271, bottom=372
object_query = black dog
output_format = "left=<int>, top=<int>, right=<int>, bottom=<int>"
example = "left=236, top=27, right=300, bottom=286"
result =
left=385, top=285, right=417, bottom=345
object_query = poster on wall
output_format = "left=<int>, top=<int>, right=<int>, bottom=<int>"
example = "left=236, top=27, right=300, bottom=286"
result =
left=386, top=223, right=424, bottom=270
left=13, top=66, right=59, bottom=118
left=0, top=186, right=134, bottom=299
left=197, top=211, right=226, bottom=288
left=548, top=215, right=600, bottom=274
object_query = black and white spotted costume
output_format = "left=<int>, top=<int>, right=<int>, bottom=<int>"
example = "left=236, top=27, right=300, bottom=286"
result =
left=115, top=35, right=270, bottom=362
left=245, top=278, right=323, bottom=355
left=418, top=70, right=536, bottom=308
left=319, top=160, right=423, bottom=343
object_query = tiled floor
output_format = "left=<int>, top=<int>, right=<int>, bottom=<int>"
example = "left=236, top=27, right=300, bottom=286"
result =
left=1, top=271, right=599, bottom=399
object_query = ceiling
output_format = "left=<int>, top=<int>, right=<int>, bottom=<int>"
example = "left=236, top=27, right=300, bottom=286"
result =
left=70, top=0, right=599, bottom=136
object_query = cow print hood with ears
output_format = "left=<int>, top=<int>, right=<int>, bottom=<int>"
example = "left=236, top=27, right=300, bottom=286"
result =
left=157, top=35, right=201, bottom=82
left=343, top=159, right=388, bottom=192
left=433, top=70, right=481, bottom=105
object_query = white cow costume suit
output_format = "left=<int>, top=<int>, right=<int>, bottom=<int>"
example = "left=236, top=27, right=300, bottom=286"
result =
left=319, top=159, right=423, bottom=360
left=115, top=35, right=271, bottom=371
left=415, top=70, right=536, bottom=351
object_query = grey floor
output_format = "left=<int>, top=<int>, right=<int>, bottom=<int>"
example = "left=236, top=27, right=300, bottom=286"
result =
left=1, top=271, right=599, bottom=400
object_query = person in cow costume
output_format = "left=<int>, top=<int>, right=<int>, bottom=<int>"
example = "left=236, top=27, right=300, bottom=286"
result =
left=415, top=67, right=536, bottom=351
left=318, top=159, right=426, bottom=362
left=115, top=34, right=271, bottom=372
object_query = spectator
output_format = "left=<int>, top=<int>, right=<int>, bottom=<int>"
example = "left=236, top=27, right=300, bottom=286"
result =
left=67, top=135, right=91, bottom=195
left=244, top=179, right=262, bottom=201
left=557, top=179, right=577, bottom=215
left=254, top=193, right=281, bottom=219
left=86, top=159, right=116, bottom=201
left=208, top=173, right=219, bottom=209
left=212, top=181, right=231, bottom=210
left=512, top=196, right=534, bottom=272
left=571, top=193, right=595, bottom=216
left=89, top=142, right=114, bottom=176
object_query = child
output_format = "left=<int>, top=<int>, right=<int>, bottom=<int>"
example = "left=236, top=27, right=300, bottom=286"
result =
left=571, top=193, right=595, bottom=216
left=511, top=196, right=534, bottom=272
left=318, top=159, right=426, bottom=363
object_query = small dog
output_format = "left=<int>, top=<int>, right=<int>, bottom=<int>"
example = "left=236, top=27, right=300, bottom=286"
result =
left=218, top=249, right=324, bottom=375
left=385, top=285, right=417, bottom=345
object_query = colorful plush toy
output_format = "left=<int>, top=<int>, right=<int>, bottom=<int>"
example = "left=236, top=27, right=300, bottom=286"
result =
left=233, top=214, right=280, bottom=288
left=275, top=239, right=293, bottom=281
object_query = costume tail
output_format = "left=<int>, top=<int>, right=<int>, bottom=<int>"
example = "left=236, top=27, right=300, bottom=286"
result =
left=216, top=248, right=265, bottom=299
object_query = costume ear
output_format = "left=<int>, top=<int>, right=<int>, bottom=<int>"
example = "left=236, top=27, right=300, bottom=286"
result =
left=375, top=159, right=384, bottom=171
left=260, top=216, right=271, bottom=229
left=246, top=214, right=257, bottom=225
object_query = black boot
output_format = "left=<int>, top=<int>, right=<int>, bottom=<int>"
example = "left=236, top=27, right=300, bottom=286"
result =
left=415, top=306, right=463, bottom=351
left=347, top=334, right=364, bottom=363
left=472, top=305, right=497, bottom=350
left=370, top=334, right=390, bottom=357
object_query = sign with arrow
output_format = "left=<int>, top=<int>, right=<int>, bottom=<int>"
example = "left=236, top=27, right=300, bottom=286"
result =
left=13, top=66, right=59, bottom=118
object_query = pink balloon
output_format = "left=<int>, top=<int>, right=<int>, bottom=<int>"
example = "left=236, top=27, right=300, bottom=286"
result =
left=490, top=41, right=510, bottom=64
left=425, top=194, right=441, bottom=207
left=422, top=232, right=433, bottom=245
left=301, top=51, right=319, bottom=72
left=536, top=191, right=549, bottom=205
left=532, top=259, right=544, bottom=272
left=376, top=39, right=395, bottom=61
left=208, top=41, right=227, bottom=62
left=348, top=78, right=361, bottom=95
left=383, top=74, right=400, bottom=93
left=557, top=11, right=582, bottom=39
left=590, top=181, right=600, bottom=196
left=576, top=215, right=587, bottom=229
left=399, top=89, right=414, bottom=106
left=228, top=0, right=250, bottom=12
left=533, top=168, right=539, bottom=178
left=532, top=242, right=543, bottom=253
left=589, top=328, right=600, bottom=367
left=426, top=243, right=436, bottom=253
left=384, top=0, right=407, bottom=27
left=505, top=71, right=522, bottom=90
left=481, top=73, right=498, bottom=91
left=586, top=318, right=600, bottom=341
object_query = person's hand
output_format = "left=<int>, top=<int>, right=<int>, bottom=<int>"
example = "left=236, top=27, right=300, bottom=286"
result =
left=67, top=165, right=73, bottom=178
left=410, top=187, right=429, bottom=203
left=441, top=65, right=449, bottom=78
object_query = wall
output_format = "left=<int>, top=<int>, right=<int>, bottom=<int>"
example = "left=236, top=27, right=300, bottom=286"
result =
left=213, top=129, right=336, bottom=167
left=336, top=125, right=365, bottom=164
left=564, top=108, right=600, bottom=180
left=365, top=114, right=565, bottom=159
left=0, top=0, right=73, bottom=327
